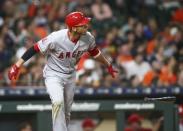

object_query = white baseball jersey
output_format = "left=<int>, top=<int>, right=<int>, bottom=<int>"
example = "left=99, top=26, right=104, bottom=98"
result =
left=35, top=29, right=100, bottom=131
left=36, top=29, right=99, bottom=76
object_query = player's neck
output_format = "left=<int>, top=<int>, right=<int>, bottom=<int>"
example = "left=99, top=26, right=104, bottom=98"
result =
left=68, top=31, right=80, bottom=44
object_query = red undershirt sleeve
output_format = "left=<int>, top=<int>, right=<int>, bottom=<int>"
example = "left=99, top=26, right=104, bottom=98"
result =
left=88, top=47, right=101, bottom=58
left=33, top=43, right=40, bottom=52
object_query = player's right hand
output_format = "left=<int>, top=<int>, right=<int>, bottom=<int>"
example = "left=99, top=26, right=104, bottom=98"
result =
left=107, top=65, right=118, bottom=78
left=8, top=64, right=20, bottom=80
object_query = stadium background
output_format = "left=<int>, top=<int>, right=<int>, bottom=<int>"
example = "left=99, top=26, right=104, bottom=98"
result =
left=0, top=0, right=183, bottom=131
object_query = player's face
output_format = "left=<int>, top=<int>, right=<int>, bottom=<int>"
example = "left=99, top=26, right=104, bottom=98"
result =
left=73, top=24, right=89, bottom=34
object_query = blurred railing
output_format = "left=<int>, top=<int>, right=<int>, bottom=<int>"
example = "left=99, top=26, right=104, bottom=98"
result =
left=0, top=86, right=182, bottom=97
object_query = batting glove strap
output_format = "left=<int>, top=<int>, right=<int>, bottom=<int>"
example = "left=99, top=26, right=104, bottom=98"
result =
left=8, top=64, right=20, bottom=80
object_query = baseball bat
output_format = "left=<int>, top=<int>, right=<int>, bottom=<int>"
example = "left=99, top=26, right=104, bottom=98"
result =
left=144, top=96, right=176, bottom=102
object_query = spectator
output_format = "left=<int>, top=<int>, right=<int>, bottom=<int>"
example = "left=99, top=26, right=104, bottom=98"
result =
left=0, top=24, right=16, bottom=54
left=76, top=59, right=102, bottom=88
left=48, top=0, right=67, bottom=23
left=144, top=18, right=159, bottom=40
left=15, top=19, right=28, bottom=46
left=34, top=8, right=48, bottom=27
left=28, top=62, right=44, bottom=86
left=34, top=7, right=49, bottom=39
left=172, top=7, right=183, bottom=24
left=113, top=0, right=126, bottom=20
left=129, top=75, right=141, bottom=88
left=125, top=113, right=152, bottom=131
left=161, top=0, right=180, bottom=11
left=125, top=113, right=163, bottom=131
left=71, top=0, right=92, bottom=16
left=91, top=0, right=112, bottom=21
left=117, top=43, right=133, bottom=65
left=91, top=0, right=114, bottom=31
left=119, top=16, right=137, bottom=38
left=0, top=38, right=11, bottom=72
left=82, top=118, right=95, bottom=131
left=177, top=70, right=183, bottom=87
left=122, top=52, right=151, bottom=82
left=15, top=0, right=28, bottom=19
left=179, top=105, right=183, bottom=131
left=158, top=56, right=177, bottom=87
left=143, top=60, right=161, bottom=87
left=134, top=21, right=147, bottom=45
left=2, top=0, right=15, bottom=18
left=18, top=122, right=32, bottom=131
left=146, top=35, right=165, bottom=61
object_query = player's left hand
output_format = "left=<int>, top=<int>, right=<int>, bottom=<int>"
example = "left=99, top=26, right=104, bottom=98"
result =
left=107, top=65, right=118, bottom=78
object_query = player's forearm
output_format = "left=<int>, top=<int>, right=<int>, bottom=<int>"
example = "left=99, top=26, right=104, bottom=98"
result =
left=15, top=58, right=25, bottom=67
left=94, top=53, right=111, bottom=66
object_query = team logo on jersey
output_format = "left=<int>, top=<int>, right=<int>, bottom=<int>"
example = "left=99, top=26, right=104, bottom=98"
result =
left=58, top=51, right=84, bottom=59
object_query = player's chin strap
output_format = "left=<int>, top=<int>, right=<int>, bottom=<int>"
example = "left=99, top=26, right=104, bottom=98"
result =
left=52, top=102, right=63, bottom=124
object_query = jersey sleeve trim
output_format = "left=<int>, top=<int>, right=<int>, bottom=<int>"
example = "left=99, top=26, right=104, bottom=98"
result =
left=33, top=43, right=40, bottom=52
left=88, top=47, right=101, bottom=58
left=93, top=50, right=101, bottom=58
left=35, top=42, right=45, bottom=54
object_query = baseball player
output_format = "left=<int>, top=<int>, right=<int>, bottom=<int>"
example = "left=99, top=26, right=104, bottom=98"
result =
left=8, top=12, right=117, bottom=131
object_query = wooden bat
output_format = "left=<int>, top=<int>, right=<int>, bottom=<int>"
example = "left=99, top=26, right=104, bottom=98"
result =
left=144, top=96, right=176, bottom=102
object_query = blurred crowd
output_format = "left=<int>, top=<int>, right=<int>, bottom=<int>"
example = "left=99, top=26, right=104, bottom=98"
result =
left=124, top=113, right=163, bottom=131
left=0, top=0, right=183, bottom=88
left=18, top=121, right=32, bottom=131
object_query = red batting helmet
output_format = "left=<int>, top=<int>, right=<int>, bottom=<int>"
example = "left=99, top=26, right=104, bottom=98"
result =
left=82, top=118, right=95, bottom=128
left=127, top=114, right=142, bottom=124
left=65, top=12, right=91, bottom=28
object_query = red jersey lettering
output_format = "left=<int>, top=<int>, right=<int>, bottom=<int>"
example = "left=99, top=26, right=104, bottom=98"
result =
left=72, top=51, right=77, bottom=57
left=58, top=52, right=64, bottom=59
left=66, top=52, right=71, bottom=58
